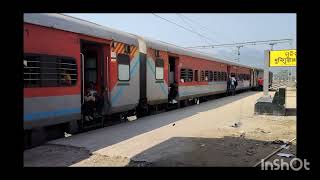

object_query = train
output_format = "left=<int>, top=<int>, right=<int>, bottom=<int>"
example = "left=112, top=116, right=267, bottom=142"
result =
left=24, top=13, right=272, bottom=147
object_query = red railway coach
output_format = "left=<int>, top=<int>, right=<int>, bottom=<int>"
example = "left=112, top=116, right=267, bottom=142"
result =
left=142, top=38, right=259, bottom=109
left=23, top=13, right=267, bottom=148
left=24, top=14, right=141, bottom=146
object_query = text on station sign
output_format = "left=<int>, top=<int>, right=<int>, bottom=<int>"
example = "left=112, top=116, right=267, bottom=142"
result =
left=269, top=49, right=296, bottom=67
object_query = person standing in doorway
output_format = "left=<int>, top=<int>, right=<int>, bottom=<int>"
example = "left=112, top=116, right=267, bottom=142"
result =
left=231, top=75, right=236, bottom=96
left=226, top=75, right=231, bottom=96
left=169, top=81, right=178, bottom=104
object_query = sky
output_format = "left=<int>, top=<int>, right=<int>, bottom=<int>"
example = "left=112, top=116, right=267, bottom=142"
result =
left=64, top=13, right=296, bottom=74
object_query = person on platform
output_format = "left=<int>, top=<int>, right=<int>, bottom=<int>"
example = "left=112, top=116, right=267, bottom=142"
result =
left=258, top=77, right=263, bottom=91
left=227, top=75, right=232, bottom=96
left=231, top=75, right=237, bottom=96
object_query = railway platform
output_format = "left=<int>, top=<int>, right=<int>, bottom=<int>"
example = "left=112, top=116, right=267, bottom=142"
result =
left=24, top=90, right=296, bottom=167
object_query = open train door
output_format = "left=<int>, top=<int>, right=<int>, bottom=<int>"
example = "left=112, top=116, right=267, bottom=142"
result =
left=168, top=55, right=179, bottom=104
left=79, top=39, right=109, bottom=129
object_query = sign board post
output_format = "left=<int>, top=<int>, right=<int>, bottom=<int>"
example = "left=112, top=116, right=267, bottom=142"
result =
left=263, top=50, right=270, bottom=96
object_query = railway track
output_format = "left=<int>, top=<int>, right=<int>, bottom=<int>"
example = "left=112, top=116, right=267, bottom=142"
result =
left=253, top=138, right=296, bottom=168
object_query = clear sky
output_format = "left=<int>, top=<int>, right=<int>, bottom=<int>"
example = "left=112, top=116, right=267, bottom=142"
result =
left=64, top=13, right=296, bottom=73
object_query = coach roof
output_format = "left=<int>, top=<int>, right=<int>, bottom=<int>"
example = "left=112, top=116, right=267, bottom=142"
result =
left=24, top=13, right=139, bottom=46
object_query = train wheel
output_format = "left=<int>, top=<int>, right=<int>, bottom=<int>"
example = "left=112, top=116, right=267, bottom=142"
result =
left=25, top=128, right=47, bottom=149
left=68, top=119, right=79, bottom=134
left=184, top=99, right=190, bottom=107
left=45, top=124, right=66, bottom=141
left=137, top=105, right=149, bottom=118
left=24, top=130, right=32, bottom=149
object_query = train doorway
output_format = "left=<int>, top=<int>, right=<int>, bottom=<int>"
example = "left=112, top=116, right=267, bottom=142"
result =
left=168, top=55, right=178, bottom=103
left=80, top=40, right=105, bottom=97
left=169, top=56, right=176, bottom=85
left=79, top=40, right=107, bottom=128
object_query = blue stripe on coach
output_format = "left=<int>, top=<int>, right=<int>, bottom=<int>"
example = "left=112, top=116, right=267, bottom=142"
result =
left=24, top=107, right=81, bottom=121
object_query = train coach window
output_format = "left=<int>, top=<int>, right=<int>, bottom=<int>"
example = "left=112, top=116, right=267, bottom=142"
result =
left=194, top=70, right=199, bottom=81
left=188, top=69, right=193, bottom=82
left=24, top=54, right=77, bottom=88
left=180, top=68, right=193, bottom=82
left=118, top=54, right=130, bottom=81
left=209, top=71, right=214, bottom=81
left=201, top=71, right=205, bottom=81
left=180, top=69, right=187, bottom=82
left=217, top=72, right=221, bottom=81
left=214, top=71, right=218, bottom=81
left=222, top=72, right=226, bottom=81
left=24, top=55, right=41, bottom=87
left=155, top=58, right=164, bottom=80
left=205, top=71, right=209, bottom=81
left=59, top=58, right=78, bottom=86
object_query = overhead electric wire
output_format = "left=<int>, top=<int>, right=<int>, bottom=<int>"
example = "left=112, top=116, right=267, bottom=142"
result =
left=177, top=14, right=270, bottom=62
left=176, top=14, right=195, bottom=32
left=185, top=39, right=293, bottom=49
left=176, top=13, right=239, bottom=60
left=178, top=14, right=227, bottom=44
left=152, top=13, right=218, bottom=45
left=176, top=14, right=212, bottom=45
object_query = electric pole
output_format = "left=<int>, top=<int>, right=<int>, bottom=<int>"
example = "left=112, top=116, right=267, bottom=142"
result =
left=236, top=45, right=243, bottom=62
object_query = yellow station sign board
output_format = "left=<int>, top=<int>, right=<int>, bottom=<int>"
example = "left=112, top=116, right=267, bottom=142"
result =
left=269, top=49, right=296, bottom=67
